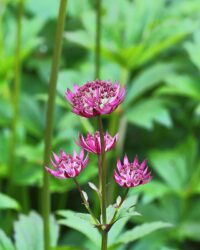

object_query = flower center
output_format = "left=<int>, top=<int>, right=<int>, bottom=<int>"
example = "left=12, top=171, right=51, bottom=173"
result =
left=72, top=80, right=118, bottom=113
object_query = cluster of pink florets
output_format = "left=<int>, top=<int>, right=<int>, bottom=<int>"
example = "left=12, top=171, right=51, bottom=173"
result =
left=46, top=80, right=151, bottom=189
left=65, top=80, right=125, bottom=118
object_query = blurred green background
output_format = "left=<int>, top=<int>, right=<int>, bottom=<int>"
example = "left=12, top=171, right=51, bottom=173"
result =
left=1, top=0, right=200, bottom=249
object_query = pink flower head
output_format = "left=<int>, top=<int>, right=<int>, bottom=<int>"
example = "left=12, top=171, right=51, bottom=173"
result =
left=76, top=131, right=118, bottom=154
left=114, top=155, right=151, bottom=188
left=45, top=149, right=89, bottom=179
left=65, top=80, right=126, bottom=118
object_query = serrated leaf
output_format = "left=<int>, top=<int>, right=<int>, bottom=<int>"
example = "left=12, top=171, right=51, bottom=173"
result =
left=125, top=98, right=172, bottom=130
left=124, top=63, right=176, bottom=106
left=149, top=136, right=197, bottom=191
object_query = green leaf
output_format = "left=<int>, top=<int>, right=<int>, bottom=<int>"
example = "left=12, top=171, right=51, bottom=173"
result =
left=125, top=63, right=176, bottom=106
left=58, top=210, right=100, bottom=247
left=0, top=229, right=15, bottom=250
left=118, top=195, right=138, bottom=218
left=179, top=221, right=200, bottom=241
left=14, top=211, right=59, bottom=250
left=149, top=136, right=197, bottom=191
left=130, top=181, right=171, bottom=203
left=51, top=247, right=83, bottom=250
left=108, top=217, right=129, bottom=247
left=184, top=31, right=200, bottom=70
left=156, top=74, right=200, bottom=101
left=125, top=98, right=171, bottom=130
left=26, top=0, right=60, bottom=21
left=115, top=221, right=172, bottom=245
left=0, top=193, right=20, bottom=211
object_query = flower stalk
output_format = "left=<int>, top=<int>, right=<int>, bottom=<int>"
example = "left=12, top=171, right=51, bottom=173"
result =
left=42, top=1, right=67, bottom=250
left=73, top=178, right=99, bottom=225
left=97, top=115, right=108, bottom=250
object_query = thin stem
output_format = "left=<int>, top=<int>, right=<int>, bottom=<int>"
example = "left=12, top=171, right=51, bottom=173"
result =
left=98, top=116, right=108, bottom=250
left=97, top=116, right=107, bottom=225
left=42, top=1, right=67, bottom=250
left=7, top=0, right=24, bottom=189
left=101, top=231, right=108, bottom=250
left=98, top=155, right=102, bottom=192
left=73, top=178, right=99, bottom=225
left=95, top=0, right=102, bottom=79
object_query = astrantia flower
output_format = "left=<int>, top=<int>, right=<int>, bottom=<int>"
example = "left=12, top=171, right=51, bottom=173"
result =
left=65, top=80, right=126, bottom=118
left=76, top=131, right=118, bottom=154
left=114, top=155, right=151, bottom=188
left=46, top=149, right=89, bottom=179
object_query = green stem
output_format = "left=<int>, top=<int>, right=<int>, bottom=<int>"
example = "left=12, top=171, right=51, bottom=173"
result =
left=98, top=155, right=102, bottom=192
left=101, top=231, right=108, bottom=250
left=7, top=0, right=24, bottom=190
left=97, top=116, right=107, bottom=225
left=73, top=178, right=99, bottom=225
left=42, top=1, right=67, bottom=250
left=95, top=0, right=102, bottom=79
left=97, top=116, right=108, bottom=250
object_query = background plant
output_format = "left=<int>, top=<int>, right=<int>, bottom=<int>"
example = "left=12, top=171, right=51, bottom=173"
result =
left=0, top=0, right=200, bottom=249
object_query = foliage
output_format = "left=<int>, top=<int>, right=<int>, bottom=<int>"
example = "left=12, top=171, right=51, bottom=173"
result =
left=0, top=0, right=200, bottom=249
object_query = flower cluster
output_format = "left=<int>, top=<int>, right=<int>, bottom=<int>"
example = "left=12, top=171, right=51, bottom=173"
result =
left=65, top=80, right=126, bottom=118
left=46, top=150, right=89, bottom=179
left=114, top=155, right=151, bottom=188
left=76, top=131, right=118, bottom=154
left=46, top=79, right=152, bottom=188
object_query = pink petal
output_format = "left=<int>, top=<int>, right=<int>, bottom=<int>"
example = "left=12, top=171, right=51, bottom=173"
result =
left=50, top=159, right=58, bottom=169
left=65, top=89, right=74, bottom=103
left=60, top=150, right=67, bottom=158
left=83, top=153, right=89, bottom=168
left=133, top=155, right=139, bottom=166
left=73, top=84, right=79, bottom=92
left=94, top=135, right=101, bottom=154
left=73, top=150, right=78, bottom=158
left=117, top=159, right=122, bottom=171
left=45, top=167, right=64, bottom=179
left=79, top=135, right=94, bottom=153
left=53, top=152, right=60, bottom=163
left=140, top=159, right=147, bottom=170
left=79, top=149, right=84, bottom=160
left=124, top=154, right=129, bottom=165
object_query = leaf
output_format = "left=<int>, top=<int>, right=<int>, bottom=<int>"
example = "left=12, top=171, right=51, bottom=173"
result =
left=20, top=95, right=44, bottom=137
left=125, top=98, right=172, bottom=130
left=115, top=221, right=172, bottom=245
left=0, top=193, right=20, bottom=211
left=58, top=210, right=100, bottom=247
left=0, top=229, right=15, bottom=250
left=113, top=195, right=140, bottom=222
left=130, top=181, right=171, bottom=203
left=125, top=63, right=176, bottom=106
left=51, top=247, right=83, bottom=250
left=149, top=136, right=197, bottom=191
left=184, top=31, right=200, bottom=70
left=26, top=0, right=60, bottom=21
left=179, top=221, right=200, bottom=241
left=14, top=211, right=59, bottom=250
left=156, top=74, right=200, bottom=101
